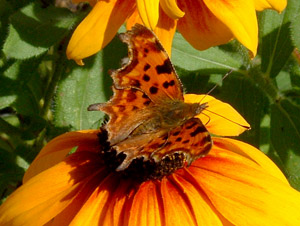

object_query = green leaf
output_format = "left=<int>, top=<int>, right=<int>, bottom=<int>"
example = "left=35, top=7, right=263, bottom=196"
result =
left=0, top=59, right=41, bottom=114
left=290, top=0, right=300, bottom=49
left=270, top=99, right=300, bottom=189
left=54, top=37, right=127, bottom=130
left=259, top=0, right=299, bottom=78
left=3, top=2, right=83, bottom=59
left=219, top=75, right=269, bottom=147
left=171, top=32, right=244, bottom=72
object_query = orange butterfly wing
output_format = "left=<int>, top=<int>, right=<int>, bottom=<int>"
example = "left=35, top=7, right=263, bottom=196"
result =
left=115, top=118, right=211, bottom=171
left=89, top=24, right=212, bottom=173
left=112, top=24, right=184, bottom=102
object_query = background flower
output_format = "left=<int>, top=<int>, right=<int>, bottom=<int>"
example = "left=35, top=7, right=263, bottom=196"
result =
left=67, top=0, right=287, bottom=65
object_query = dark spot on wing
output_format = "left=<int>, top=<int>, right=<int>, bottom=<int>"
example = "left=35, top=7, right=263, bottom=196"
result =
left=155, top=59, right=173, bottom=74
left=144, top=48, right=149, bottom=53
left=149, top=86, right=158, bottom=94
left=127, top=92, right=137, bottom=102
left=186, top=122, right=198, bottom=129
left=182, top=140, right=190, bottom=144
left=175, top=137, right=182, bottom=142
left=131, top=79, right=141, bottom=88
left=149, top=143, right=162, bottom=150
left=117, top=105, right=125, bottom=112
left=142, top=93, right=149, bottom=99
left=169, top=80, right=175, bottom=86
left=172, top=131, right=180, bottom=136
left=143, top=100, right=151, bottom=106
left=144, top=63, right=151, bottom=71
left=190, top=126, right=206, bottom=137
left=163, top=81, right=169, bottom=89
left=143, top=74, right=150, bottom=82
left=132, top=106, right=138, bottom=110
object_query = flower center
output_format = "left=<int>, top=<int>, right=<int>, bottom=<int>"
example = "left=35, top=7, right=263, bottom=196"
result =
left=97, top=129, right=187, bottom=181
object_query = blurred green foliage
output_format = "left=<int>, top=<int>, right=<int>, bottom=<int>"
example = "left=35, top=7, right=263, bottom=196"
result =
left=1, top=0, right=300, bottom=202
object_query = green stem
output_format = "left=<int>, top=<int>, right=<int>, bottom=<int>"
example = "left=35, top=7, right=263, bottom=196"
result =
left=40, top=55, right=65, bottom=118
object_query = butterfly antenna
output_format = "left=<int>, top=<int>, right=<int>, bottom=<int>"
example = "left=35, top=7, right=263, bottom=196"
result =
left=198, top=70, right=233, bottom=105
left=203, top=108, right=250, bottom=129
left=200, top=112, right=211, bottom=126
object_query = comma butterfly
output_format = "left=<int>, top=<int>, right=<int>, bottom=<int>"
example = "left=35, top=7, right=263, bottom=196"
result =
left=89, top=24, right=212, bottom=178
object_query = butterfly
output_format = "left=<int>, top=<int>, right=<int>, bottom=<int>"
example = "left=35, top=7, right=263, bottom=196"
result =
left=89, top=24, right=212, bottom=173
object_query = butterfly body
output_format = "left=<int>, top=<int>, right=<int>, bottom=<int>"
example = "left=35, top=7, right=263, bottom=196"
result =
left=89, top=24, right=212, bottom=174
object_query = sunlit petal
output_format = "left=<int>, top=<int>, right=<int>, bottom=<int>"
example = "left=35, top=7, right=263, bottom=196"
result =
left=66, top=0, right=135, bottom=65
left=167, top=174, right=223, bottom=225
left=128, top=181, right=163, bottom=226
left=177, top=0, right=233, bottom=51
left=126, top=9, right=144, bottom=30
left=23, top=130, right=100, bottom=183
left=184, top=94, right=250, bottom=136
left=254, top=0, right=287, bottom=12
left=160, top=0, right=185, bottom=19
left=153, top=7, right=177, bottom=55
left=213, top=137, right=288, bottom=183
left=203, top=0, right=258, bottom=57
left=69, top=173, right=121, bottom=226
left=136, top=0, right=160, bottom=30
left=187, top=146, right=300, bottom=225
left=0, top=152, right=102, bottom=226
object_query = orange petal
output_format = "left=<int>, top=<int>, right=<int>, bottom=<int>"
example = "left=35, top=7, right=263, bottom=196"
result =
left=213, top=137, right=288, bottom=183
left=160, top=0, right=185, bottom=19
left=128, top=181, right=163, bottom=226
left=184, top=94, right=250, bottom=136
left=153, top=7, right=177, bottom=55
left=187, top=147, right=300, bottom=225
left=254, top=0, right=287, bottom=12
left=136, top=0, right=160, bottom=30
left=66, top=0, right=136, bottom=65
left=0, top=152, right=101, bottom=226
left=177, top=0, right=233, bottom=51
left=23, top=130, right=100, bottom=183
left=69, top=173, right=122, bottom=226
left=203, top=0, right=258, bottom=57
left=167, top=174, right=224, bottom=225
left=126, top=9, right=144, bottom=30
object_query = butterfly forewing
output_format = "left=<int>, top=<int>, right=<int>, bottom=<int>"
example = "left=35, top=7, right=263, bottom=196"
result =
left=112, top=24, right=184, bottom=103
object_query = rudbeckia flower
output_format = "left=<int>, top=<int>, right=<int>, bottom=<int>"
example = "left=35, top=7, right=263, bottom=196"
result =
left=66, top=0, right=287, bottom=65
left=1, top=94, right=300, bottom=226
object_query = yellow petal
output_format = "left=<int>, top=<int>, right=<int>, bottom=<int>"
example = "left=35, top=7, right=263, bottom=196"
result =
left=203, top=0, right=258, bottom=57
left=153, top=7, right=177, bottom=55
left=212, top=137, right=288, bottom=183
left=136, top=0, right=160, bottom=30
left=184, top=94, right=250, bottom=136
left=177, top=0, right=233, bottom=51
left=160, top=0, right=185, bottom=19
left=0, top=152, right=99, bottom=226
left=23, top=130, right=100, bottom=183
left=254, top=0, right=287, bottom=12
left=188, top=147, right=300, bottom=225
left=67, top=0, right=135, bottom=65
